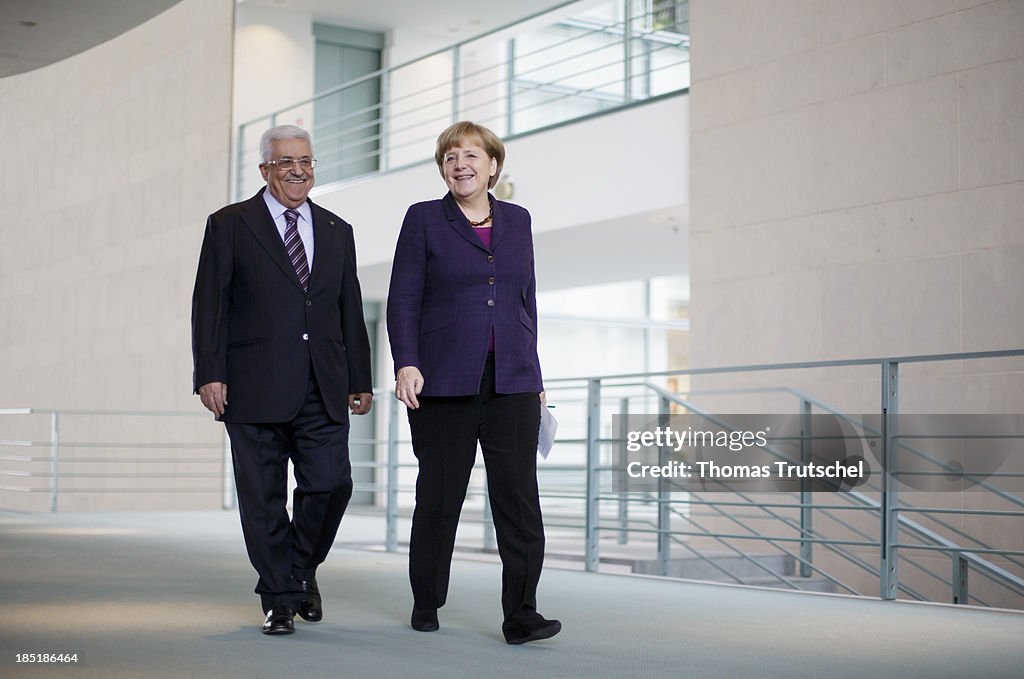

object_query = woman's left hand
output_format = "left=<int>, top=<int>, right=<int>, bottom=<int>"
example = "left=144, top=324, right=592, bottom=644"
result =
left=539, top=391, right=547, bottom=406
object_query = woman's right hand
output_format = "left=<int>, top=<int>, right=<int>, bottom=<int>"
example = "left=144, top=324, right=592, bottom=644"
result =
left=396, top=366, right=425, bottom=409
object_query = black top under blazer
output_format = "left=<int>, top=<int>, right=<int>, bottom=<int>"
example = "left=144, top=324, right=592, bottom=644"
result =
left=386, top=192, right=543, bottom=397
left=191, top=188, right=373, bottom=424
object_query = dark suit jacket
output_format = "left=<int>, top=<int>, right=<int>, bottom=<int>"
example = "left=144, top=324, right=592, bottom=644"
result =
left=386, top=192, right=543, bottom=397
left=191, top=188, right=372, bottom=424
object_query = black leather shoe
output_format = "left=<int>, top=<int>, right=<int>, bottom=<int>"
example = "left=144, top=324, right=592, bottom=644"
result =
left=411, top=608, right=439, bottom=632
left=296, top=576, right=322, bottom=623
left=262, top=606, right=295, bottom=635
left=502, top=610, right=561, bottom=645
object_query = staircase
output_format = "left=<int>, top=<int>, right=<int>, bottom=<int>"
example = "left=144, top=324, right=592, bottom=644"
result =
left=631, top=552, right=836, bottom=593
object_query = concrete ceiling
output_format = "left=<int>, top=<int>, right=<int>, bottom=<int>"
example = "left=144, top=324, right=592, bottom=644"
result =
left=1, top=0, right=573, bottom=78
left=238, top=0, right=570, bottom=40
left=0, top=0, right=184, bottom=78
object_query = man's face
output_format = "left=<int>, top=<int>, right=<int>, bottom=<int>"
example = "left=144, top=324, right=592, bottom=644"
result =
left=260, top=137, right=315, bottom=208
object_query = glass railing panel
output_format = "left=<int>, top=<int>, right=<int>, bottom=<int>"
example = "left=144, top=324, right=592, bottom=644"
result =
left=236, top=0, right=690, bottom=198
left=385, top=50, right=455, bottom=169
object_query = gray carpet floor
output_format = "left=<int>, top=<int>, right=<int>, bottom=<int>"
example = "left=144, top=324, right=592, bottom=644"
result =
left=1, top=511, right=1021, bottom=678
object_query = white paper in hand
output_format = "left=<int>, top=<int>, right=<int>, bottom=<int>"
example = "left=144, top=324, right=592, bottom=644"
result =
left=538, top=405, right=558, bottom=459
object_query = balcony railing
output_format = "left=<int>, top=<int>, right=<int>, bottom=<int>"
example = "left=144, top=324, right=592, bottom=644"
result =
left=235, top=0, right=691, bottom=199
left=4, top=350, right=1023, bottom=610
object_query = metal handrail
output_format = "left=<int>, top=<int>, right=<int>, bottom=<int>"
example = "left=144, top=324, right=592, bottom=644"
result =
left=639, top=383, right=923, bottom=598
left=3, top=349, right=1021, bottom=609
left=568, top=349, right=1024, bottom=608
left=681, top=381, right=1024, bottom=595
left=544, top=349, right=1024, bottom=383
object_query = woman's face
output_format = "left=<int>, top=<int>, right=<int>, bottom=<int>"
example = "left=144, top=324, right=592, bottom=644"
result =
left=441, top=137, right=497, bottom=203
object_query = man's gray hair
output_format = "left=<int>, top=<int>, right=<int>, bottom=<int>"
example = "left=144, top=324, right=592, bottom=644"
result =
left=259, top=125, right=313, bottom=163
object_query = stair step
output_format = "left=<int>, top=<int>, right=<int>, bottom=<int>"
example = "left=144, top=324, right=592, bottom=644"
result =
left=739, top=575, right=837, bottom=593
left=632, top=553, right=795, bottom=580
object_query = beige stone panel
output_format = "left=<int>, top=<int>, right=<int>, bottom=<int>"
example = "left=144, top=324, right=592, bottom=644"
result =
left=691, top=215, right=828, bottom=283
left=812, top=192, right=966, bottom=270
left=754, top=34, right=886, bottom=119
left=691, top=105, right=822, bottom=232
left=958, top=356, right=1024, bottom=387
left=962, top=246, right=1024, bottom=350
left=690, top=0, right=818, bottom=81
left=689, top=70, right=757, bottom=132
left=691, top=270, right=822, bottom=366
left=896, top=371, right=1024, bottom=413
left=819, top=75, right=959, bottom=211
left=684, top=365, right=877, bottom=413
left=959, top=181, right=1024, bottom=251
left=958, top=0, right=1003, bottom=8
left=813, top=204, right=891, bottom=268
left=886, top=12, right=959, bottom=85
left=819, top=0, right=956, bottom=46
left=887, top=1, right=1024, bottom=86
left=962, top=479, right=1024, bottom=542
left=882, top=193, right=964, bottom=259
left=960, top=58, right=1024, bottom=188
left=693, top=34, right=885, bottom=131
left=820, top=255, right=962, bottom=358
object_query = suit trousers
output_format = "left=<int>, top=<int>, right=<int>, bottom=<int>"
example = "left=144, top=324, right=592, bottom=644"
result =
left=407, top=355, right=544, bottom=619
left=226, top=375, right=352, bottom=612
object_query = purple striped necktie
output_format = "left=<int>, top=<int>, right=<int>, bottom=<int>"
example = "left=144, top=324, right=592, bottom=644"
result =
left=283, top=208, right=310, bottom=291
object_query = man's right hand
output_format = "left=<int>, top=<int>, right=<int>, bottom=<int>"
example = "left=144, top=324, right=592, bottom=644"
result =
left=198, top=382, right=228, bottom=417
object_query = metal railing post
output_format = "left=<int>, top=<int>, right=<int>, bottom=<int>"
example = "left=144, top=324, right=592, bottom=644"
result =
left=506, top=39, right=517, bottom=136
left=584, top=378, right=602, bottom=572
left=386, top=394, right=400, bottom=552
left=657, top=396, right=671, bottom=576
left=952, top=551, right=969, bottom=604
left=799, top=398, right=813, bottom=577
left=222, top=429, right=235, bottom=510
left=49, top=411, right=59, bottom=513
left=880, top=360, right=900, bottom=600
left=451, top=45, right=461, bottom=124
left=623, top=0, right=633, bottom=103
left=618, top=397, right=630, bottom=545
left=379, top=67, right=390, bottom=172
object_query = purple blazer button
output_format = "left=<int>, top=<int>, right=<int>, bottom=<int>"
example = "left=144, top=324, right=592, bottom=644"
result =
left=487, top=299, right=495, bottom=307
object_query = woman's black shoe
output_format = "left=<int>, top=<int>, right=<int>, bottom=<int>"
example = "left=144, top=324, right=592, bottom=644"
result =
left=411, top=608, right=439, bottom=632
left=502, top=610, right=561, bottom=644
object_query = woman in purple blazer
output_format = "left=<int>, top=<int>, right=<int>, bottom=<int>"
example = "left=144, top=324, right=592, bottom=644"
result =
left=387, top=121, right=560, bottom=644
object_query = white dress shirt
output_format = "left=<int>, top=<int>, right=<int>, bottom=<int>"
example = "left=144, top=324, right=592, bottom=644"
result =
left=263, top=190, right=314, bottom=271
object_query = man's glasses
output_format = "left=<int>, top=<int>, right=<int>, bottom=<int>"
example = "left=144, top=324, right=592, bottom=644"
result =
left=264, top=157, right=317, bottom=171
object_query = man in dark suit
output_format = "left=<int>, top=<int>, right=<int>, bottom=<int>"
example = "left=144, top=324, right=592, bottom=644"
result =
left=192, top=125, right=373, bottom=635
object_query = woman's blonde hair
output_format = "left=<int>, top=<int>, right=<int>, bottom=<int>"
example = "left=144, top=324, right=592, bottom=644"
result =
left=435, top=121, right=505, bottom=189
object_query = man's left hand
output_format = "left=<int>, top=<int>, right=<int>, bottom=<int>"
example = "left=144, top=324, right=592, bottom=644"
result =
left=349, top=392, right=373, bottom=415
